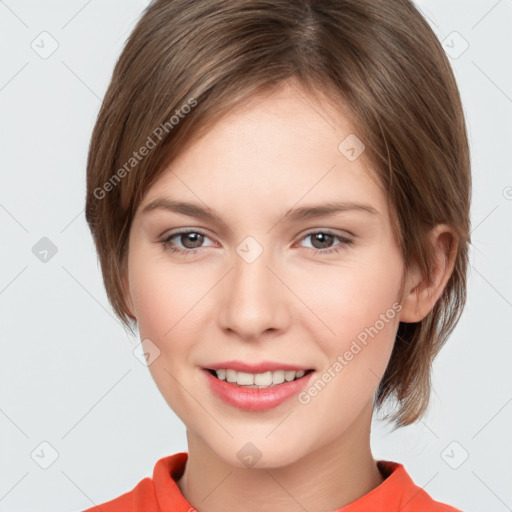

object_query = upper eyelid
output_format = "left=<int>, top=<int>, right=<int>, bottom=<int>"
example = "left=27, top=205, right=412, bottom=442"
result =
left=164, top=228, right=215, bottom=240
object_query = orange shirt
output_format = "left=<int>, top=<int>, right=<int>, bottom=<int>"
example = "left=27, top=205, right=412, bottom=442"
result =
left=82, top=452, right=462, bottom=511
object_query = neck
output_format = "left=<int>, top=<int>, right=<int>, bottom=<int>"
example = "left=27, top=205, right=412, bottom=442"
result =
left=177, top=401, right=385, bottom=512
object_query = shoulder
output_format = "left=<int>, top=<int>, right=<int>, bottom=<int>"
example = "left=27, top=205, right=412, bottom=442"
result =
left=378, top=460, right=464, bottom=512
left=79, top=453, right=190, bottom=512
left=78, top=453, right=188, bottom=512
left=81, top=476, right=158, bottom=512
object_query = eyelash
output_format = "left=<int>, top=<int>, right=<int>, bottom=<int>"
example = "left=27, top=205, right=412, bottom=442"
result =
left=159, top=229, right=353, bottom=257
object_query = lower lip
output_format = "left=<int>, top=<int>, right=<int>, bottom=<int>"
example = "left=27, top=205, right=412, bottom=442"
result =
left=203, top=369, right=314, bottom=411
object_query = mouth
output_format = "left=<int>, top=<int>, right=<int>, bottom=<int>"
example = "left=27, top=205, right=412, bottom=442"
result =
left=203, top=366, right=316, bottom=411
left=205, top=368, right=315, bottom=389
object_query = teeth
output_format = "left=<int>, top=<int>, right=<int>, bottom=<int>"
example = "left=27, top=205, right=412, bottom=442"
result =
left=226, top=369, right=238, bottom=383
left=213, top=368, right=307, bottom=388
left=284, top=371, right=296, bottom=382
left=236, top=371, right=255, bottom=385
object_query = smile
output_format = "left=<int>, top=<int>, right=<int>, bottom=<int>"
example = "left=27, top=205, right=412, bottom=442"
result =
left=207, top=368, right=314, bottom=388
left=203, top=368, right=315, bottom=411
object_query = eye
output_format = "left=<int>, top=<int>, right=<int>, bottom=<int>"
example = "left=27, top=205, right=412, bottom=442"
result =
left=159, top=229, right=354, bottom=257
left=160, top=230, right=215, bottom=256
left=297, top=231, right=354, bottom=255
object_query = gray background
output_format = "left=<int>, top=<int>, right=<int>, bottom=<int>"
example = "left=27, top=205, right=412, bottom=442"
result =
left=1, top=0, right=511, bottom=511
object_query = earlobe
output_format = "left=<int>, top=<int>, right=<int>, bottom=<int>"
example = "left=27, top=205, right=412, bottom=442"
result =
left=398, top=263, right=423, bottom=323
left=399, top=224, right=457, bottom=323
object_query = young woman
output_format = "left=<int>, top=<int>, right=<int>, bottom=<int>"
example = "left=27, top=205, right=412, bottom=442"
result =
left=83, top=1, right=470, bottom=510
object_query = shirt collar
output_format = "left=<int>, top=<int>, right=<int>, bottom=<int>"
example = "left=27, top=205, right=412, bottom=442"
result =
left=152, top=452, right=426, bottom=511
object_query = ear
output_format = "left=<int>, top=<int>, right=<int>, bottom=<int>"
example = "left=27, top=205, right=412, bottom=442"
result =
left=399, top=224, right=458, bottom=323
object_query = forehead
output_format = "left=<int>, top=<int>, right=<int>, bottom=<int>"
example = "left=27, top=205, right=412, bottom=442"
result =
left=137, top=82, right=386, bottom=221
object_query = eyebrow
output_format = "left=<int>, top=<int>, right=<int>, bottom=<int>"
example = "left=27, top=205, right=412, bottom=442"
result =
left=141, top=198, right=379, bottom=227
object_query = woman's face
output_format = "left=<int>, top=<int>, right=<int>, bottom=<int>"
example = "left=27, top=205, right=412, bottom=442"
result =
left=123, top=81, right=407, bottom=468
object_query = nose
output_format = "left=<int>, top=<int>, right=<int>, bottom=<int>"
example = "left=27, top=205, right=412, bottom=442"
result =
left=217, top=247, right=291, bottom=341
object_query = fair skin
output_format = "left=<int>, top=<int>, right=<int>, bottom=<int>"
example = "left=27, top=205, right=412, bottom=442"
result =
left=121, top=80, right=456, bottom=512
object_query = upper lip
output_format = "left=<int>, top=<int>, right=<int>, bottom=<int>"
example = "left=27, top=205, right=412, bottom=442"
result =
left=204, top=360, right=314, bottom=373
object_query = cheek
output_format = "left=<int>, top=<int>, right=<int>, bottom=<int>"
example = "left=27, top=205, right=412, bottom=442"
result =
left=127, top=252, right=208, bottom=412
left=297, top=245, right=403, bottom=376
left=294, top=255, right=403, bottom=427
left=128, top=251, right=196, bottom=340
left=304, top=253, right=402, bottom=330
left=128, top=249, right=221, bottom=362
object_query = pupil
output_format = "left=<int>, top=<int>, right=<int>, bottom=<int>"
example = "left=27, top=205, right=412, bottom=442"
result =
left=183, top=233, right=202, bottom=248
left=313, top=233, right=332, bottom=249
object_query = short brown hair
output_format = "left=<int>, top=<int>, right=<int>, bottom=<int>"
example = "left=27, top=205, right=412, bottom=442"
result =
left=85, top=0, right=471, bottom=429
